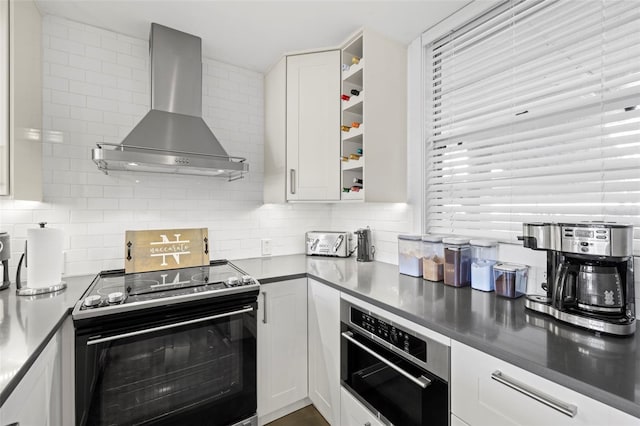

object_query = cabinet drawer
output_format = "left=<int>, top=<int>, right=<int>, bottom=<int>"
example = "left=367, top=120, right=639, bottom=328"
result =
left=340, top=387, right=384, bottom=426
left=451, top=341, right=639, bottom=426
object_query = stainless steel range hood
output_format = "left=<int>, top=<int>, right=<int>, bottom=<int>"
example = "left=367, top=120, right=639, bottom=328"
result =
left=92, top=23, right=248, bottom=180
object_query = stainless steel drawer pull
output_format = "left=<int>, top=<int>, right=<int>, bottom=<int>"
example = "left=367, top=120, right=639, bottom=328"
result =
left=491, top=370, right=577, bottom=418
left=87, top=307, right=254, bottom=346
left=342, top=331, right=431, bottom=389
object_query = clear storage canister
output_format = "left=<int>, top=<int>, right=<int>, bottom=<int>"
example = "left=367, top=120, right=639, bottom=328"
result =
left=470, top=239, right=498, bottom=292
left=443, top=237, right=471, bottom=287
left=422, top=235, right=444, bottom=282
left=493, top=263, right=528, bottom=298
left=398, top=234, right=423, bottom=277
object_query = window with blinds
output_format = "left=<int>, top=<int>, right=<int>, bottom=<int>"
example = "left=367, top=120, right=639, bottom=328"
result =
left=424, top=0, right=640, bottom=253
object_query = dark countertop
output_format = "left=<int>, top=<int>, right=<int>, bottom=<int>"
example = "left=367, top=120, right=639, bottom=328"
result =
left=2, top=255, right=639, bottom=418
left=234, top=255, right=640, bottom=419
left=0, top=275, right=93, bottom=407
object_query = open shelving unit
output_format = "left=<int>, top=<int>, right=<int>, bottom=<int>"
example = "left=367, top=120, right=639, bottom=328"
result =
left=338, top=29, right=407, bottom=203
left=341, top=34, right=364, bottom=201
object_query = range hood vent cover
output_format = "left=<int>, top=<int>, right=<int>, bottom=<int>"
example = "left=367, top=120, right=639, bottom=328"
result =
left=92, top=23, right=248, bottom=180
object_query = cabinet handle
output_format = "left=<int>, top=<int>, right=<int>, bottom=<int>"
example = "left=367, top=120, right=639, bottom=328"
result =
left=491, top=370, right=577, bottom=418
left=290, top=169, right=296, bottom=194
left=342, top=331, right=431, bottom=389
left=364, top=423, right=371, bottom=426
left=262, top=292, right=267, bottom=324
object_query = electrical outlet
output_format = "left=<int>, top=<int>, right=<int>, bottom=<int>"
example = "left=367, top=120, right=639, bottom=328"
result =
left=261, top=239, right=272, bottom=256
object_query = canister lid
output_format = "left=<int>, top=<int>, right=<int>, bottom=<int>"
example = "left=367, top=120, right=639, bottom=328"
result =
left=493, top=262, right=528, bottom=272
left=469, top=239, right=498, bottom=247
left=442, top=237, right=469, bottom=245
left=421, top=234, right=443, bottom=243
left=398, top=234, right=422, bottom=241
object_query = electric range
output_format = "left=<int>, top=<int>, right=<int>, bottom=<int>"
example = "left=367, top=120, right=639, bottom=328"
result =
left=73, top=259, right=260, bottom=426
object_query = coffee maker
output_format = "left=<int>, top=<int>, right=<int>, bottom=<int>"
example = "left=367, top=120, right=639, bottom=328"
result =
left=521, top=222, right=635, bottom=336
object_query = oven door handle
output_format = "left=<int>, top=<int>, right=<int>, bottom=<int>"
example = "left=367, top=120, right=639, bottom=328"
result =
left=341, top=331, right=431, bottom=389
left=86, top=306, right=254, bottom=346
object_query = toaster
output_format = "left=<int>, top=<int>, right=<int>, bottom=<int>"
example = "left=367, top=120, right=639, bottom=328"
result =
left=306, top=231, right=351, bottom=257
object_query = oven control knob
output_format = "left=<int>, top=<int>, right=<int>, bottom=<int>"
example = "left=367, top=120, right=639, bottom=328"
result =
left=227, top=277, right=239, bottom=287
left=390, top=328, right=398, bottom=345
left=241, top=275, right=253, bottom=284
left=83, top=295, right=102, bottom=308
left=107, top=291, right=125, bottom=304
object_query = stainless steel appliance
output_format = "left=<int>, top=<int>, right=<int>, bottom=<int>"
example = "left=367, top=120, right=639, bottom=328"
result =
left=521, top=222, right=635, bottom=336
left=72, top=260, right=259, bottom=426
left=340, top=300, right=450, bottom=426
left=354, top=227, right=374, bottom=262
left=91, top=24, right=248, bottom=179
left=0, top=232, right=9, bottom=290
left=305, top=231, right=351, bottom=257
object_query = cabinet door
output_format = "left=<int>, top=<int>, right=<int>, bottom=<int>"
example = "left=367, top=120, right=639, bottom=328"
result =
left=340, top=387, right=384, bottom=426
left=0, top=328, right=61, bottom=426
left=451, top=340, right=640, bottom=426
left=286, top=51, right=340, bottom=201
left=257, top=279, right=308, bottom=420
left=308, top=278, right=341, bottom=424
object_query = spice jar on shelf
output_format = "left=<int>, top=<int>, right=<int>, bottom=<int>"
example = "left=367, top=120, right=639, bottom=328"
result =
left=422, top=235, right=444, bottom=282
left=443, top=237, right=471, bottom=287
left=470, top=239, right=498, bottom=292
left=398, top=234, right=423, bottom=277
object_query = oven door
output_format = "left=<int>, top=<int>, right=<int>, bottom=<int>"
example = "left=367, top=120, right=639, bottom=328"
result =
left=341, top=328, right=448, bottom=426
left=75, top=297, right=257, bottom=426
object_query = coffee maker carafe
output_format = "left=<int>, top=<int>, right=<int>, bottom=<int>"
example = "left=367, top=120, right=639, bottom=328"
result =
left=521, top=222, right=635, bottom=336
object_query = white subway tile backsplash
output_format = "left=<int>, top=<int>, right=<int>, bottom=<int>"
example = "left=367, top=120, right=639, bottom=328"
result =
left=101, top=36, right=131, bottom=55
left=69, top=80, right=102, bottom=97
left=69, top=54, right=101, bottom=72
left=117, top=52, right=145, bottom=70
left=49, top=36, right=85, bottom=55
left=86, top=96, right=119, bottom=112
left=68, top=27, right=101, bottom=47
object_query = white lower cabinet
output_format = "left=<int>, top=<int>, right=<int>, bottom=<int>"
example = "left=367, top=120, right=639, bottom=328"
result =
left=308, top=278, right=341, bottom=425
left=340, top=387, right=384, bottom=426
left=257, top=278, right=309, bottom=425
left=451, top=340, right=639, bottom=426
left=0, top=317, right=74, bottom=426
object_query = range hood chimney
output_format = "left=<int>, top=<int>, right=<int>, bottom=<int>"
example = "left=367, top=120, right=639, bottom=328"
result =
left=92, top=23, right=248, bottom=180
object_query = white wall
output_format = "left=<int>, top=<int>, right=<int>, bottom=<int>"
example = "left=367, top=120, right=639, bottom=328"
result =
left=0, top=16, right=335, bottom=278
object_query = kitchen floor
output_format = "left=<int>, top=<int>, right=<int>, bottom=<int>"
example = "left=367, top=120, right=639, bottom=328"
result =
left=267, top=405, right=329, bottom=426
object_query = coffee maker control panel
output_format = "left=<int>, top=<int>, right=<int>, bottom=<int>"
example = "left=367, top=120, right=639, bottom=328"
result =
left=561, top=226, right=610, bottom=255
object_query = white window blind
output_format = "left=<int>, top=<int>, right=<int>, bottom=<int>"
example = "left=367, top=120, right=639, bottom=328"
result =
left=424, top=0, right=640, bottom=253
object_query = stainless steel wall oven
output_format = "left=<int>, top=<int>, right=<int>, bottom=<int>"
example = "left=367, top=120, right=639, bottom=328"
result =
left=73, top=261, right=259, bottom=426
left=341, top=299, right=450, bottom=426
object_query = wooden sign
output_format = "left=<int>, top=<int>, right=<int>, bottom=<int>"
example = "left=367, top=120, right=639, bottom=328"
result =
left=124, top=228, right=209, bottom=273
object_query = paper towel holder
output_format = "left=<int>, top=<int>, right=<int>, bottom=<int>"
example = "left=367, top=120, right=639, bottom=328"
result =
left=16, top=222, right=67, bottom=296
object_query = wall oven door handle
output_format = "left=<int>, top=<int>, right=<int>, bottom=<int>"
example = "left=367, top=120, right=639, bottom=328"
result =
left=342, top=331, right=431, bottom=389
left=86, top=306, right=254, bottom=346
left=491, top=370, right=578, bottom=418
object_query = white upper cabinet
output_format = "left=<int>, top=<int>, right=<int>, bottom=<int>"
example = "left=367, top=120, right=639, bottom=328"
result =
left=286, top=51, right=341, bottom=201
left=264, top=50, right=341, bottom=203
left=1, top=0, right=42, bottom=200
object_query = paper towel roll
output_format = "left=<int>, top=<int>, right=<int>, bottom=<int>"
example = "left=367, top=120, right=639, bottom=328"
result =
left=26, top=226, right=64, bottom=288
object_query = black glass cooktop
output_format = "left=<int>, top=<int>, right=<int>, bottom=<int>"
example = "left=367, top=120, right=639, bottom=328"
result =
left=74, top=260, right=258, bottom=319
